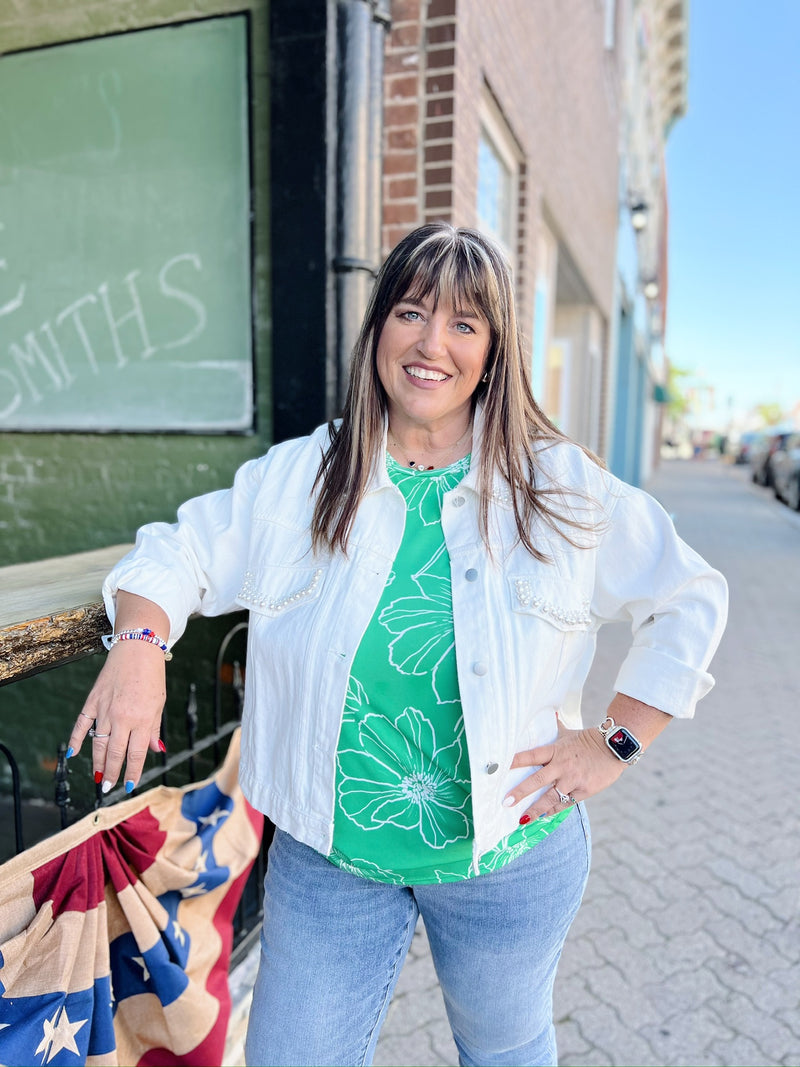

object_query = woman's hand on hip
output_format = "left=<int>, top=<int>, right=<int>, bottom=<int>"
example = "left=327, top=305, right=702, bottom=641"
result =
left=504, top=694, right=672, bottom=822
left=504, top=719, right=624, bottom=821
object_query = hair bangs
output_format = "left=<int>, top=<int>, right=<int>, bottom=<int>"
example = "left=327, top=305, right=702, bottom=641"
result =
left=395, top=233, right=500, bottom=332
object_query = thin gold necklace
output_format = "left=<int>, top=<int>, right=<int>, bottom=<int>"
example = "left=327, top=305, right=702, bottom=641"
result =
left=388, top=424, right=472, bottom=472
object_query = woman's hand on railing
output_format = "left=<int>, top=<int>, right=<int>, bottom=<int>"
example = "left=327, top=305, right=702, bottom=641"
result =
left=67, top=591, right=172, bottom=795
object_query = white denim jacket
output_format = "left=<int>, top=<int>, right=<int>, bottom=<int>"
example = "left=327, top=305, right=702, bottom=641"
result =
left=104, top=408, right=728, bottom=864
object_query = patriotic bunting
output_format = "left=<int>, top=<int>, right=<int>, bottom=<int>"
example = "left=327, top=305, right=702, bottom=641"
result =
left=0, top=730, right=263, bottom=1066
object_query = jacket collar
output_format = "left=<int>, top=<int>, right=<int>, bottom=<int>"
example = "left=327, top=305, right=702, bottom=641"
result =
left=364, top=403, right=513, bottom=509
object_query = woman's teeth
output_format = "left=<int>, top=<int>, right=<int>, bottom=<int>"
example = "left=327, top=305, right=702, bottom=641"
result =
left=405, top=366, right=448, bottom=381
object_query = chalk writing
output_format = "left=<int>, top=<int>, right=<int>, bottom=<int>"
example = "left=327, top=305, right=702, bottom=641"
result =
left=0, top=222, right=25, bottom=320
left=0, top=253, right=208, bottom=420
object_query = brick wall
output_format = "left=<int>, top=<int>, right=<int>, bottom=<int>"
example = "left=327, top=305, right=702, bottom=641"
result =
left=382, top=0, right=623, bottom=449
left=383, top=0, right=424, bottom=252
left=382, top=0, right=459, bottom=255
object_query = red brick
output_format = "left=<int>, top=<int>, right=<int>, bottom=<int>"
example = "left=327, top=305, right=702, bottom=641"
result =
left=426, top=72, right=454, bottom=94
left=424, top=142, right=453, bottom=163
left=385, top=102, right=419, bottom=126
left=385, top=201, right=419, bottom=225
left=426, top=96, right=454, bottom=118
left=388, top=177, right=418, bottom=199
left=424, top=208, right=453, bottom=225
left=389, top=23, right=420, bottom=48
left=426, top=22, right=456, bottom=45
left=425, top=165, right=452, bottom=185
left=384, top=151, right=418, bottom=174
left=426, top=46, right=455, bottom=69
left=428, top=0, right=456, bottom=17
left=389, top=128, right=418, bottom=150
left=425, top=119, right=453, bottom=140
left=390, top=0, right=421, bottom=21
left=387, top=73, right=419, bottom=99
left=385, top=52, right=420, bottom=76
left=425, top=188, right=453, bottom=209
left=385, top=223, right=418, bottom=249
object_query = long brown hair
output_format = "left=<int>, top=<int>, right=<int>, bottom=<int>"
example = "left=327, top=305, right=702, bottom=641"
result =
left=311, top=223, right=602, bottom=559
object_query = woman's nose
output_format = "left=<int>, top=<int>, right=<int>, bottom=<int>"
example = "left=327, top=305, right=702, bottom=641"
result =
left=419, top=316, right=447, bottom=358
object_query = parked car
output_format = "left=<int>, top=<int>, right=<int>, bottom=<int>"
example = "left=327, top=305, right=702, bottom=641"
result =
left=733, top=431, right=764, bottom=465
left=751, top=432, right=790, bottom=487
left=771, top=433, right=800, bottom=510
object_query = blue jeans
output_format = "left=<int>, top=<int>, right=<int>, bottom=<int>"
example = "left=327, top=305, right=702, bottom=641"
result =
left=244, top=806, right=590, bottom=1067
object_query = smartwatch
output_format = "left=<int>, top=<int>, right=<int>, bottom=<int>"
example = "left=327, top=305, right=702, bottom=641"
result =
left=597, top=716, right=642, bottom=764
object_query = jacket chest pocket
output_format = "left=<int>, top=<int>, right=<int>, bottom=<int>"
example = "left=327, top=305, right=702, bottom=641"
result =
left=238, top=565, right=325, bottom=617
left=505, top=574, right=592, bottom=695
left=508, top=575, right=591, bottom=632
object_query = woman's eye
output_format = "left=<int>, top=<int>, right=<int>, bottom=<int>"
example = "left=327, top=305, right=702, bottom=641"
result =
left=455, top=321, right=474, bottom=334
left=399, top=310, right=421, bottom=321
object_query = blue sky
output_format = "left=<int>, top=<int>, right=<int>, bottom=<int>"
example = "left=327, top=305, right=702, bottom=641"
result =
left=665, top=1, right=799, bottom=425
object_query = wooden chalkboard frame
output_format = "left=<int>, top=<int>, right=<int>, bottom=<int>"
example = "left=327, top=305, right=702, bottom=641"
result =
left=0, top=15, right=256, bottom=435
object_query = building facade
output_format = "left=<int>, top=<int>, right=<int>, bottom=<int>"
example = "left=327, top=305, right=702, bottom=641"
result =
left=0, top=0, right=687, bottom=798
left=608, top=0, right=688, bottom=485
left=382, top=0, right=687, bottom=478
left=383, top=0, right=622, bottom=456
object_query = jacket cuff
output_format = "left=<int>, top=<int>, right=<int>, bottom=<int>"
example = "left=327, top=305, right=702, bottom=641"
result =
left=613, top=646, right=715, bottom=720
left=102, top=559, right=197, bottom=647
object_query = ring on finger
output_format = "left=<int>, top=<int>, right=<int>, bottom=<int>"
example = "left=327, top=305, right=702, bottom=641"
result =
left=88, top=728, right=111, bottom=739
left=555, top=787, right=574, bottom=805
left=78, top=711, right=94, bottom=721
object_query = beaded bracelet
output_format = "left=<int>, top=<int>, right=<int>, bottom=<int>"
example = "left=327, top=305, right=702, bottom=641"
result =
left=102, top=628, right=173, bottom=661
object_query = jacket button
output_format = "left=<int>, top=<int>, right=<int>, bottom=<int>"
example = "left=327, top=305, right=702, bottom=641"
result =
left=452, top=496, right=466, bottom=507
left=472, top=661, right=488, bottom=676
left=486, top=762, right=499, bottom=774
left=465, top=568, right=478, bottom=581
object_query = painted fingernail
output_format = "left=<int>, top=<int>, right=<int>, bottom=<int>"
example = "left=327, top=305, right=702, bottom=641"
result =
left=101, top=780, right=113, bottom=795
left=65, top=746, right=74, bottom=760
left=94, top=771, right=103, bottom=785
left=519, top=813, right=532, bottom=825
left=125, top=780, right=135, bottom=794
left=158, top=739, right=167, bottom=753
left=502, top=794, right=517, bottom=808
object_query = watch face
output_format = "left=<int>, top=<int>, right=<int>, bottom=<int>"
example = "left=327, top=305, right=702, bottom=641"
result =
left=607, top=727, right=641, bottom=762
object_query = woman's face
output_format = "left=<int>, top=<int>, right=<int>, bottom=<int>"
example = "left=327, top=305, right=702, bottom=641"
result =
left=375, top=292, right=491, bottom=433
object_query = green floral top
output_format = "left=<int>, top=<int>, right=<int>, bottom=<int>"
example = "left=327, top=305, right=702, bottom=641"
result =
left=327, top=452, right=570, bottom=885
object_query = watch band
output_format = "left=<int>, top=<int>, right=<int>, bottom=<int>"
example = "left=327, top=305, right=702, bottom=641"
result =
left=597, top=716, right=642, bottom=764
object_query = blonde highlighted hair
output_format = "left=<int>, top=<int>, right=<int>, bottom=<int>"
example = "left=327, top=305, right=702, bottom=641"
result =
left=312, top=223, right=601, bottom=558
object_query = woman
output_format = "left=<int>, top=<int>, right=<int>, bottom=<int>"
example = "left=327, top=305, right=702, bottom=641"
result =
left=69, top=224, right=727, bottom=1067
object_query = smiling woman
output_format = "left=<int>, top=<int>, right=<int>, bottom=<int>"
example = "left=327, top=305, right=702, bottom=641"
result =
left=377, top=293, right=490, bottom=463
left=70, top=223, right=727, bottom=1067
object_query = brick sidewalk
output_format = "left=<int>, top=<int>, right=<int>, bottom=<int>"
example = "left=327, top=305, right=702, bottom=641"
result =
left=374, top=459, right=800, bottom=1067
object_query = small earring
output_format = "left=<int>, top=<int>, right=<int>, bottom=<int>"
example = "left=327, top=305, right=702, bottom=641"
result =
left=481, top=372, right=489, bottom=383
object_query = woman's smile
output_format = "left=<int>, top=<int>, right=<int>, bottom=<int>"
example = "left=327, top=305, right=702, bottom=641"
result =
left=403, top=363, right=450, bottom=385
left=376, top=293, right=491, bottom=433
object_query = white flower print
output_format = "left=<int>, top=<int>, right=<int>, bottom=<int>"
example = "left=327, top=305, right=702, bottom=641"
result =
left=434, top=869, right=471, bottom=883
left=379, top=542, right=457, bottom=703
left=328, top=849, right=406, bottom=884
left=476, top=815, right=563, bottom=874
left=342, top=676, right=370, bottom=724
left=337, top=706, right=471, bottom=849
left=387, top=455, right=470, bottom=526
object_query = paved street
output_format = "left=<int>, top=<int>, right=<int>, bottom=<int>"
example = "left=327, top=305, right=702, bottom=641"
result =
left=372, top=458, right=800, bottom=1067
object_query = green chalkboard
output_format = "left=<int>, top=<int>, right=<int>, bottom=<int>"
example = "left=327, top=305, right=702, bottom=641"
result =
left=0, top=16, right=253, bottom=432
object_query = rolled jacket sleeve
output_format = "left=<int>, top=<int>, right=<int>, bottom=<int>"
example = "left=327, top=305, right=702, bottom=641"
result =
left=102, top=455, right=266, bottom=645
left=591, top=479, right=728, bottom=719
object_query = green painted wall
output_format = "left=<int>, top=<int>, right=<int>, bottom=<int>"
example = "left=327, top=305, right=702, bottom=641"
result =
left=0, top=0, right=272, bottom=564
left=0, top=0, right=273, bottom=833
